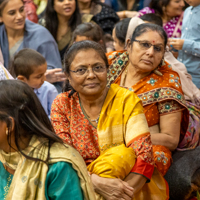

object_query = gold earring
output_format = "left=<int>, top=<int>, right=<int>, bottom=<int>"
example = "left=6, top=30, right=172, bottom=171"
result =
left=153, top=68, right=163, bottom=76
left=6, top=128, right=8, bottom=135
left=162, top=59, right=165, bottom=66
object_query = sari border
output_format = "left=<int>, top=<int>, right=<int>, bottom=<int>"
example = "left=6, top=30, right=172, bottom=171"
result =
left=130, top=87, right=186, bottom=108
left=127, top=132, right=150, bottom=147
left=107, top=51, right=129, bottom=87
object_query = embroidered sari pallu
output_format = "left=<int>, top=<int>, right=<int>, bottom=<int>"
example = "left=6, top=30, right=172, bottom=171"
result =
left=107, top=51, right=189, bottom=176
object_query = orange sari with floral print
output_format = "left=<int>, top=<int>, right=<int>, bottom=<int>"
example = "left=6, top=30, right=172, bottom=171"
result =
left=107, top=51, right=189, bottom=176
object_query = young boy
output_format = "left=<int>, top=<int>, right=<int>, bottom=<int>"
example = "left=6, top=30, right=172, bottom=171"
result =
left=168, top=0, right=200, bottom=88
left=12, top=49, right=58, bottom=117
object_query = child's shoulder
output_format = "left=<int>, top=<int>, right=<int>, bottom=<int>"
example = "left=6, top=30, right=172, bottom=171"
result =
left=41, top=81, right=56, bottom=89
left=40, top=81, right=58, bottom=94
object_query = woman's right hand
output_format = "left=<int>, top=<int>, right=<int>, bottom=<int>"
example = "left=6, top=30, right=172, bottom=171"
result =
left=91, top=174, right=134, bottom=200
left=45, top=69, right=66, bottom=83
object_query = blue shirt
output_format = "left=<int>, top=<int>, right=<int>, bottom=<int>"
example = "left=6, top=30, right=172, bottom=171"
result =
left=34, top=81, right=58, bottom=118
left=178, top=4, right=200, bottom=88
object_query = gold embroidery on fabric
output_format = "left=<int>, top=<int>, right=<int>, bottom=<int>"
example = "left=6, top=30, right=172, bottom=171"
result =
left=158, top=100, right=183, bottom=114
left=133, top=87, right=185, bottom=106
left=4, top=174, right=12, bottom=199
left=107, top=52, right=129, bottom=87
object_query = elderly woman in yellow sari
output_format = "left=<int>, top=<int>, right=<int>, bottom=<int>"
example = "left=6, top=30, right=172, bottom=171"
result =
left=51, top=40, right=169, bottom=200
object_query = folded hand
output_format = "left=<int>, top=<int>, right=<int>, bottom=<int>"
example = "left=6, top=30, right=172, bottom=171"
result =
left=91, top=174, right=134, bottom=200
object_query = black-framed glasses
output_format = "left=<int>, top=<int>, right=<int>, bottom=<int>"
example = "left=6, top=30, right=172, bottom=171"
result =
left=70, top=65, right=107, bottom=76
left=133, top=40, right=164, bottom=53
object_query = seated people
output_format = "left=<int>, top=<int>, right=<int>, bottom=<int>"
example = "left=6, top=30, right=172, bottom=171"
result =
left=0, top=80, right=96, bottom=200
left=71, top=22, right=106, bottom=51
left=125, top=16, right=200, bottom=150
left=123, top=17, right=200, bottom=200
left=0, top=0, right=64, bottom=91
left=12, top=49, right=58, bottom=118
left=112, top=18, right=131, bottom=51
left=51, top=40, right=169, bottom=200
left=107, top=23, right=189, bottom=176
left=126, top=16, right=200, bottom=104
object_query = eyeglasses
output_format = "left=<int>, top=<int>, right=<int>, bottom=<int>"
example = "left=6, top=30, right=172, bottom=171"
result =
left=70, top=65, right=107, bottom=76
left=133, top=40, right=164, bottom=53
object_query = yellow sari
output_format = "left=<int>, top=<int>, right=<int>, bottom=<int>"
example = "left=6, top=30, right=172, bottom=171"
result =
left=87, top=84, right=169, bottom=200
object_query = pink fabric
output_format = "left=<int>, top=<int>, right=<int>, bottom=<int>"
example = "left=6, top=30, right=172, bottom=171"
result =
left=165, top=50, right=200, bottom=105
left=137, top=7, right=183, bottom=38
left=177, top=101, right=200, bottom=151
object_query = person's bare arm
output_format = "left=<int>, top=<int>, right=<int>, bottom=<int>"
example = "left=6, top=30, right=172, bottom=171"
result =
left=124, top=173, right=147, bottom=195
left=150, top=111, right=182, bottom=151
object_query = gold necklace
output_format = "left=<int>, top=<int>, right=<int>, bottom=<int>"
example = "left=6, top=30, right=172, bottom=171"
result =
left=79, top=90, right=108, bottom=125
left=81, top=106, right=100, bottom=124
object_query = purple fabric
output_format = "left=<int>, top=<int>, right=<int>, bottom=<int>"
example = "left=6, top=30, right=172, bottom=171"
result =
left=138, top=7, right=183, bottom=38
left=177, top=101, right=200, bottom=151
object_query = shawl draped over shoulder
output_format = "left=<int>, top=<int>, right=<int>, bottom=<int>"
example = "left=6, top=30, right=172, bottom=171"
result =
left=0, top=20, right=62, bottom=70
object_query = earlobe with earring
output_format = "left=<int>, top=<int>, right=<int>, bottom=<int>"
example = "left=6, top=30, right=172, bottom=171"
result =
left=6, top=128, right=8, bottom=135
left=162, top=59, right=165, bottom=66
left=153, top=58, right=164, bottom=76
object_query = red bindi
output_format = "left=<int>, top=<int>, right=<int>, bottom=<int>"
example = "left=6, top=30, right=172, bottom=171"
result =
left=152, top=41, right=155, bottom=44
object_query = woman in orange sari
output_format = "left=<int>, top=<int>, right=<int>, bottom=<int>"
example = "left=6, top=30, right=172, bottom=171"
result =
left=107, top=23, right=189, bottom=176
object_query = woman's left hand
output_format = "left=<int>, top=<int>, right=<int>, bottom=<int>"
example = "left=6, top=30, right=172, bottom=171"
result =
left=91, top=174, right=134, bottom=200
left=168, top=38, right=185, bottom=50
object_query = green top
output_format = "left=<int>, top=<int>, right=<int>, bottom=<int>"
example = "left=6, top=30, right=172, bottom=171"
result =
left=0, top=161, right=83, bottom=200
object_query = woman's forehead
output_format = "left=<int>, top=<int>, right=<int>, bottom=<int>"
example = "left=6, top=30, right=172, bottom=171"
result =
left=71, top=49, right=105, bottom=67
left=135, top=31, right=164, bottom=44
left=3, top=0, right=23, bottom=11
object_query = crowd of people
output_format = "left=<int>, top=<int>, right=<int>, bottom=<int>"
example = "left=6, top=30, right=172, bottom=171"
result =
left=0, top=0, right=200, bottom=199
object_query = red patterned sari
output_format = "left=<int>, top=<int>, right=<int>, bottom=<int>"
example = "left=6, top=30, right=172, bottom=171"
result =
left=107, top=51, right=189, bottom=175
